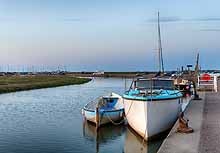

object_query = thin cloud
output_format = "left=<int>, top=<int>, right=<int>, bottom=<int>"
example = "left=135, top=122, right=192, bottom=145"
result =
left=146, top=16, right=220, bottom=23
left=63, top=18, right=82, bottom=22
left=200, top=28, right=220, bottom=32
left=0, top=17, right=18, bottom=22
left=194, top=17, right=220, bottom=22
left=147, top=17, right=182, bottom=23
left=0, top=17, right=83, bottom=22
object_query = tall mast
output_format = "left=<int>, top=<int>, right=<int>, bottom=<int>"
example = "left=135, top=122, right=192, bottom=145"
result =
left=195, top=52, right=200, bottom=76
left=157, top=12, right=164, bottom=73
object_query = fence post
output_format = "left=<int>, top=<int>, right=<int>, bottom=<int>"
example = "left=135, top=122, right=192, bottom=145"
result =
left=214, top=75, right=218, bottom=92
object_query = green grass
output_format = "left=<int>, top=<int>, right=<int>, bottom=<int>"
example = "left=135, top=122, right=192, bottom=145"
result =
left=0, top=75, right=91, bottom=94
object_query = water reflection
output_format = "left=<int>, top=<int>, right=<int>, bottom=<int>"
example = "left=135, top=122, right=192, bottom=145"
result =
left=0, top=77, right=192, bottom=153
left=83, top=121, right=125, bottom=142
left=83, top=121, right=126, bottom=153
left=82, top=120, right=167, bottom=153
left=123, top=127, right=166, bottom=153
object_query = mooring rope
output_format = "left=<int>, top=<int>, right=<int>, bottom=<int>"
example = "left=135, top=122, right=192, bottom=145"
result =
left=97, top=95, right=135, bottom=126
left=105, top=111, right=125, bottom=126
left=140, top=100, right=148, bottom=153
left=105, top=98, right=135, bottom=126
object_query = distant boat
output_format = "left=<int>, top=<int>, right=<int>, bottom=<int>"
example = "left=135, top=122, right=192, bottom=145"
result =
left=174, top=78, right=192, bottom=95
left=82, top=93, right=124, bottom=126
left=92, top=70, right=105, bottom=76
left=122, top=12, right=182, bottom=140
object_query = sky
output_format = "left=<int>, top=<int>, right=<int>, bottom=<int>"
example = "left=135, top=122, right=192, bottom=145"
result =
left=0, top=0, right=220, bottom=71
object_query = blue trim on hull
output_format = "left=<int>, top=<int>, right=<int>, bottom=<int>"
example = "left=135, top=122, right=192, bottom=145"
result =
left=123, top=89, right=182, bottom=101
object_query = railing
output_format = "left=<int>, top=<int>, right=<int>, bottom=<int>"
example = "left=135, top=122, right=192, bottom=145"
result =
left=198, top=74, right=218, bottom=92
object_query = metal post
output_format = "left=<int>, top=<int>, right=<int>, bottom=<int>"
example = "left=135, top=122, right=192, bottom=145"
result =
left=193, top=80, right=202, bottom=100
left=198, top=76, right=200, bottom=88
left=214, top=75, right=218, bottom=92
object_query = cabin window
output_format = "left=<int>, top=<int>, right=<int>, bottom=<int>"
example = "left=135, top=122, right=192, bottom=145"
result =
left=136, top=80, right=151, bottom=89
left=153, top=80, right=173, bottom=89
left=135, top=80, right=174, bottom=90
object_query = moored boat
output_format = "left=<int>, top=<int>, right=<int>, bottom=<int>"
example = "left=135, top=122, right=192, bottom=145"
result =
left=82, top=93, right=124, bottom=126
left=123, top=77, right=182, bottom=140
left=122, top=12, right=183, bottom=140
left=174, top=78, right=193, bottom=95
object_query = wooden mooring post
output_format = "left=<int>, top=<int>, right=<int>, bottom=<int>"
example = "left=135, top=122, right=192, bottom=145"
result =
left=96, top=106, right=100, bottom=131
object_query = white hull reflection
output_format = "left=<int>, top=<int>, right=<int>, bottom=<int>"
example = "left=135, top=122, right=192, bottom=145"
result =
left=124, top=127, right=166, bottom=153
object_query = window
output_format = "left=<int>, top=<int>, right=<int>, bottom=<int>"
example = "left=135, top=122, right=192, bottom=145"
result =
left=135, top=79, right=173, bottom=89
left=136, top=80, right=151, bottom=89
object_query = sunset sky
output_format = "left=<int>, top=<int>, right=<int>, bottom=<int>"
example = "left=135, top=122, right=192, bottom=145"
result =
left=0, top=0, right=220, bottom=71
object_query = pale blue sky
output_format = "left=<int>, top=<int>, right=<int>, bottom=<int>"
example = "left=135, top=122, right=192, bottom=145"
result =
left=0, top=0, right=220, bottom=71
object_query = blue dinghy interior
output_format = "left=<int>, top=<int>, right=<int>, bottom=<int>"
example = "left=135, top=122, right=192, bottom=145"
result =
left=82, top=93, right=124, bottom=126
left=84, top=97, right=120, bottom=112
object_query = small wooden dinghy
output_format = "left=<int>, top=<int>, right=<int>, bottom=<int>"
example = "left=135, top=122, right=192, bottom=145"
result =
left=82, top=93, right=124, bottom=126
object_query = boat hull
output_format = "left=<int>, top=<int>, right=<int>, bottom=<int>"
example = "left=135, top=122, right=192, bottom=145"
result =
left=83, top=109, right=124, bottom=126
left=123, top=98, right=181, bottom=140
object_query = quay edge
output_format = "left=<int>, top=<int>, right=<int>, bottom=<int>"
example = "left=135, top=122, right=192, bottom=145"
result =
left=157, top=92, right=205, bottom=153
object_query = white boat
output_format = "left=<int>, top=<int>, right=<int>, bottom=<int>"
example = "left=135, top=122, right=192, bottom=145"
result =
left=82, top=93, right=124, bottom=126
left=122, top=12, right=183, bottom=140
left=123, top=78, right=182, bottom=140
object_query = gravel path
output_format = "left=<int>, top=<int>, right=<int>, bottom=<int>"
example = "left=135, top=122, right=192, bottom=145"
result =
left=199, top=92, right=220, bottom=153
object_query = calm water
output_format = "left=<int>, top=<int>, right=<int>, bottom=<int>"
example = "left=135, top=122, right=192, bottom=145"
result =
left=0, top=78, right=186, bottom=153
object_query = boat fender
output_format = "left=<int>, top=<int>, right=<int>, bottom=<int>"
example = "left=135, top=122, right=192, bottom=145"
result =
left=119, top=111, right=123, bottom=118
left=81, top=109, right=85, bottom=116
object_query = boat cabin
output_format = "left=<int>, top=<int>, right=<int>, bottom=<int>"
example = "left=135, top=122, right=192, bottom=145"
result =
left=124, top=77, right=182, bottom=100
